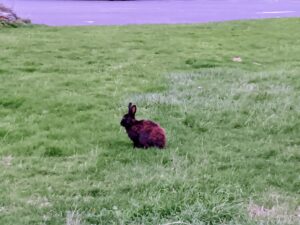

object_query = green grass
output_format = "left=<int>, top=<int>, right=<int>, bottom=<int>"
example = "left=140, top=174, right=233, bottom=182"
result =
left=0, top=19, right=299, bottom=225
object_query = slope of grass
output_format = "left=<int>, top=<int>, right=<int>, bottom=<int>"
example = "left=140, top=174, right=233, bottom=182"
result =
left=0, top=19, right=299, bottom=225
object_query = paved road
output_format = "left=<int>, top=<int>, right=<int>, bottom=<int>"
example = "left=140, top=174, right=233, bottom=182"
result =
left=2, top=0, right=300, bottom=26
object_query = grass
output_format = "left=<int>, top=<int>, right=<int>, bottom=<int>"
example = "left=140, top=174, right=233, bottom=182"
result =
left=0, top=19, right=299, bottom=225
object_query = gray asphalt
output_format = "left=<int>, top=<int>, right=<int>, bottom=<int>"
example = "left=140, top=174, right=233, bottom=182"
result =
left=2, top=0, right=300, bottom=26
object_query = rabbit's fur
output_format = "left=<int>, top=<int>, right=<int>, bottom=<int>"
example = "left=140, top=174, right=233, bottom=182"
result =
left=120, top=103, right=166, bottom=149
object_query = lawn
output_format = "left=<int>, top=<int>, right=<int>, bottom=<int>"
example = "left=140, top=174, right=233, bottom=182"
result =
left=0, top=19, right=299, bottom=225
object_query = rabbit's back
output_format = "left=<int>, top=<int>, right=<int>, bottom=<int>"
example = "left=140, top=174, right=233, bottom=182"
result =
left=134, top=120, right=166, bottom=148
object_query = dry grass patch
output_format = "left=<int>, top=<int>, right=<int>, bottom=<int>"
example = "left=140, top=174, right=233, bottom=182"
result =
left=66, top=210, right=82, bottom=225
left=27, top=195, right=51, bottom=208
left=248, top=191, right=300, bottom=225
left=1, top=155, right=13, bottom=167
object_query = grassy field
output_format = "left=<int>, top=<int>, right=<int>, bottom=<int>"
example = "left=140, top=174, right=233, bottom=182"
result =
left=0, top=19, right=299, bottom=225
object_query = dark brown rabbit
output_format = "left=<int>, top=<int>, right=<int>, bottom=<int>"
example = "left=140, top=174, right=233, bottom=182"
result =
left=120, top=103, right=166, bottom=149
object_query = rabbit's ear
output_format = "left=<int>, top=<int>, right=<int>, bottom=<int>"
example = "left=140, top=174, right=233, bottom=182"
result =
left=128, top=102, right=132, bottom=112
left=130, top=105, right=137, bottom=116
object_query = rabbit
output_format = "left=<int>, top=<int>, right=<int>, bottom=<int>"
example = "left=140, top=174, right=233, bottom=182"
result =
left=120, top=103, right=166, bottom=149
